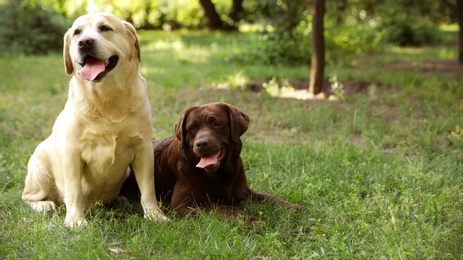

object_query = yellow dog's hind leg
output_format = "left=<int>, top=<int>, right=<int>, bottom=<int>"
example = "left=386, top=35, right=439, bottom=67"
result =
left=22, top=152, right=58, bottom=213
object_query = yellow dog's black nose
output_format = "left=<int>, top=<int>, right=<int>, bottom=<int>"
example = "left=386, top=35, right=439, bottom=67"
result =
left=78, top=37, right=94, bottom=49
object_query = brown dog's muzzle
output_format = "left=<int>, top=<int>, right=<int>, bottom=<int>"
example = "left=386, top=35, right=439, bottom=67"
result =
left=193, top=131, right=226, bottom=172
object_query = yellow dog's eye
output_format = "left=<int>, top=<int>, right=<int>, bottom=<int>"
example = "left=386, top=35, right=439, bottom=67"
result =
left=73, top=29, right=81, bottom=35
left=100, top=25, right=112, bottom=32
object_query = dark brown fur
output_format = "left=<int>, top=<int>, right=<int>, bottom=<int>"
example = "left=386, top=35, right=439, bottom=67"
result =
left=122, top=102, right=303, bottom=219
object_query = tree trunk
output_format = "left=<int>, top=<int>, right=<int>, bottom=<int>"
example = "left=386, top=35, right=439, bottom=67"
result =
left=457, top=0, right=463, bottom=64
left=335, top=0, right=347, bottom=24
left=228, top=0, right=244, bottom=25
left=199, top=0, right=224, bottom=30
left=308, top=0, right=326, bottom=95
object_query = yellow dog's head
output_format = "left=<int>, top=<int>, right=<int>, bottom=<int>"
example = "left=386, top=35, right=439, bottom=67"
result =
left=63, top=12, right=140, bottom=82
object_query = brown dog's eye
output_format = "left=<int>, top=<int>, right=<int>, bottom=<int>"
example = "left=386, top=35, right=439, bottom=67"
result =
left=188, top=122, right=199, bottom=132
left=100, top=25, right=113, bottom=32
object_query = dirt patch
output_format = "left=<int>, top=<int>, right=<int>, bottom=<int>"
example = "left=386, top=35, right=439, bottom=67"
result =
left=245, top=59, right=462, bottom=100
left=391, top=59, right=462, bottom=74
left=245, top=79, right=374, bottom=100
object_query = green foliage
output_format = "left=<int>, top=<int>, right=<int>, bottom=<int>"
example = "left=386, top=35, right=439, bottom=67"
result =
left=245, top=30, right=312, bottom=65
left=107, top=0, right=204, bottom=29
left=325, top=15, right=384, bottom=57
left=231, top=14, right=384, bottom=65
left=232, top=0, right=445, bottom=65
left=0, top=0, right=70, bottom=55
left=2, top=0, right=455, bottom=57
left=381, top=22, right=440, bottom=46
left=108, top=0, right=234, bottom=29
left=238, top=0, right=310, bottom=65
left=376, top=3, right=441, bottom=46
left=253, top=0, right=308, bottom=32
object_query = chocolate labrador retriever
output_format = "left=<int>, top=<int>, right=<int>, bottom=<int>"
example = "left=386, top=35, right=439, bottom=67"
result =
left=122, top=102, right=302, bottom=219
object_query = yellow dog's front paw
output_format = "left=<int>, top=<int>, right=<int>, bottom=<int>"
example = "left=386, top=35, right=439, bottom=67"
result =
left=144, top=208, right=169, bottom=223
left=28, top=201, right=57, bottom=212
left=65, top=215, right=88, bottom=228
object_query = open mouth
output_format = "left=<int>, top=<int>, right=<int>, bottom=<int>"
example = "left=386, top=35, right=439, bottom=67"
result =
left=196, top=149, right=226, bottom=172
left=78, top=55, right=118, bottom=82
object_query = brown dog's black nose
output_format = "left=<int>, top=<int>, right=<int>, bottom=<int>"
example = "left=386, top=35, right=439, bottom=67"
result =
left=194, top=138, right=210, bottom=149
left=78, top=37, right=94, bottom=49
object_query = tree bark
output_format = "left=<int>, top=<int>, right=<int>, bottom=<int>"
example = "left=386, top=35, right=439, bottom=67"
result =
left=457, top=0, right=463, bottom=64
left=308, top=0, right=326, bottom=95
left=199, top=0, right=224, bottom=30
left=335, top=0, right=347, bottom=24
left=228, top=0, right=244, bottom=25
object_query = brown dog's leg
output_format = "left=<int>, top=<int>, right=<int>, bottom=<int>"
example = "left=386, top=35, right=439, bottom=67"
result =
left=215, top=205, right=260, bottom=222
left=177, top=203, right=260, bottom=222
left=249, top=189, right=305, bottom=210
left=170, top=187, right=198, bottom=217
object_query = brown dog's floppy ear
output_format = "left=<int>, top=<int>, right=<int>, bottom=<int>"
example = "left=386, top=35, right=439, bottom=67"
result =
left=222, top=103, right=250, bottom=143
left=63, top=29, right=73, bottom=75
left=174, top=107, right=195, bottom=150
left=123, top=21, right=141, bottom=62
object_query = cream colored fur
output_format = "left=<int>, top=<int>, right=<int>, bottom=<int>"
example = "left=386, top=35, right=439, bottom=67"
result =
left=22, top=12, right=167, bottom=227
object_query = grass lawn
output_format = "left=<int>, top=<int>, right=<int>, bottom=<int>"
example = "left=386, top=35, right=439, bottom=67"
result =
left=1, top=30, right=462, bottom=259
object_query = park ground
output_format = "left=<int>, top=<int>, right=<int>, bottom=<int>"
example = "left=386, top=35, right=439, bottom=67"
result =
left=1, top=30, right=462, bottom=258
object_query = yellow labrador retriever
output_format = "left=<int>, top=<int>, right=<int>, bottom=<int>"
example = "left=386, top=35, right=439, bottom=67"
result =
left=22, top=12, right=167, bottom=227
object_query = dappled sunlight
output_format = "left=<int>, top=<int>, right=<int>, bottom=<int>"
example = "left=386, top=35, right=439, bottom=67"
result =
left=213, top=74, right=337, bottom=101
left=139, top=66, right=167, bottom=77
left=144, top=39, right=185, bottom=52
left=437, top=48, right=456, bottom=59
left=439, top=24, right=459, bottom=32
left=214, top=71, right=249, bottom=90
left=239, top=23, right=275, bottom=33
left=143, top=38, right=212, bottom=64
left=390, top=46, right=456, bottom=59
left=268, top=89, right=328, bottom=101
left=259, top=80, right=327, bottom=101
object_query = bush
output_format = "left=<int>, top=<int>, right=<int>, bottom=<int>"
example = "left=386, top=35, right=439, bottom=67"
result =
left=0, top=0, right=70, bottom=55
left=231, top=15, right=384, bottom=66
left=325, top=14, right=384, bottom=61
left=107, top=0, right=204, bottom=29
left=380, top=20, right=440, bottom=46
left=376, top=3, right=441, bottom=46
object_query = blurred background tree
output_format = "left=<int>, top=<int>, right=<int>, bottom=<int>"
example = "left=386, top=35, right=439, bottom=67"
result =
left=0, top=0, right=70, bottom=55
left=0, top=0, right=460, bottom=63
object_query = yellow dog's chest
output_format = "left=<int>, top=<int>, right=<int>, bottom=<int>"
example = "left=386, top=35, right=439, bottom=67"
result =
left=80, top=131, right=143, bottom=179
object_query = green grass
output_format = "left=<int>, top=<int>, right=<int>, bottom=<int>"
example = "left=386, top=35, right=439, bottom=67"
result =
left=1, top=30, right=463, bottom=259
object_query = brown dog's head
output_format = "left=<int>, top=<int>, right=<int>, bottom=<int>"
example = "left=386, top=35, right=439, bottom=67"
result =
left=63, top=12, right=140, bottom=82
left=174, top=102, right=250, bottom=172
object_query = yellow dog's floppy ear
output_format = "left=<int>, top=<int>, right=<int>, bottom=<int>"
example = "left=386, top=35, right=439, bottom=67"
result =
left=63, top=29, right=73, bottom=75
left=123, top=21, right=141, bottom=62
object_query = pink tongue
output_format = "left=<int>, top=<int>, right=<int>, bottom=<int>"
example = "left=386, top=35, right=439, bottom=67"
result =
left=78, top=57, right=106, bottom=81
left=196, top=154, right=219, bottom=168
